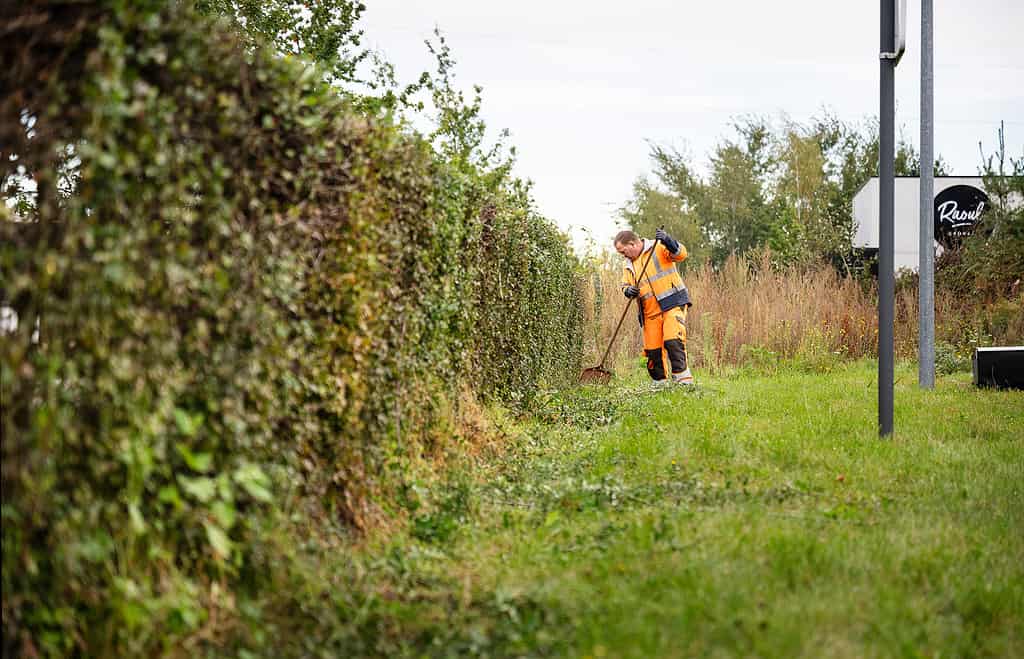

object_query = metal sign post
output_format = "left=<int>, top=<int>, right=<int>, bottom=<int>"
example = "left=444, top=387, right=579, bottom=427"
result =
left=879, top=0, right=904, bottom=437
left=919, top=0, right=935, bottom=389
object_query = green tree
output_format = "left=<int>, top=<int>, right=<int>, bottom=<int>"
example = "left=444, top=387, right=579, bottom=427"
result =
left=808, top=112, right=948, bottom=272
left=649, top=119, right=791, bottom=266
left=619, top=177, right=707, bottom=268
left=941, top=122, right=1024, bottom=299
left=422, top=30, right=515, bottom=187
left=195, top=0, right=368, bottom=84
left=638, top=112, right=949, bottom=271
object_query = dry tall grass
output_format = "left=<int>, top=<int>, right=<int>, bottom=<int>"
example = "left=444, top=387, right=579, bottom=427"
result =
left=686, top=254, right=899, bottom=371
left=581, top=251, right=1022, bottom=376
left=579, top=251, right=644, bottom=372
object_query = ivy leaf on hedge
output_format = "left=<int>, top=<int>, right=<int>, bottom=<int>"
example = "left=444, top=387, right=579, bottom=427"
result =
left=102, top=262, right=126, bottom=285
left=179, top=475, right=217, bottom=503
left=203, top=521, right=232, bottom=560
left=211, top=500, right=237, bottom=530
left=233, top=463, right=273, bottom=502
left=175, top=443, right=213, bottom=473
left=173, top=408, right=204, bottom=438
left=74, top=532, right=115, bottom=564
left=158, top=485, right=184, bottom=510
left=128, top=502, right=146, bottom=535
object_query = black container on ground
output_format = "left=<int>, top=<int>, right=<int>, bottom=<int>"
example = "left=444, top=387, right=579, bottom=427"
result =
left=972, top=347, right=1024, bottom=390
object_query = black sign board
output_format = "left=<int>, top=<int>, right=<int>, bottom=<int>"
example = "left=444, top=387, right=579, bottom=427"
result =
left=934, top=184, right=989, bottom=248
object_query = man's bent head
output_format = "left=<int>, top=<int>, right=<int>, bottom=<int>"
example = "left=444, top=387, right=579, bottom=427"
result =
left=614, top=230, right=644, bottom=260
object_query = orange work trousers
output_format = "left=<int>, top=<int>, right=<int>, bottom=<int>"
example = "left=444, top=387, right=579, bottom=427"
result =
left=641, top=305, right=689, bottom=381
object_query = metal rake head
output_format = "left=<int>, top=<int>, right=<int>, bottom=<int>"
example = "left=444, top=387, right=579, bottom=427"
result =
left=579, top=366, right=613, bottom=385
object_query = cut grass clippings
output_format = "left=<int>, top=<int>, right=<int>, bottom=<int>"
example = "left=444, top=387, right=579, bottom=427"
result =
left=265, top=360, right=1023, bottom=657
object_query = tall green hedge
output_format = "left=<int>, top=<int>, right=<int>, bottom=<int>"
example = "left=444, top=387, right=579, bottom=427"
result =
left=0, top=1, right=582, bottom=652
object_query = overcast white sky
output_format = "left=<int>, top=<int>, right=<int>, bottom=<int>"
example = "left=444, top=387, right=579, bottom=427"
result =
left=361, top=0, right=1024, bottom=251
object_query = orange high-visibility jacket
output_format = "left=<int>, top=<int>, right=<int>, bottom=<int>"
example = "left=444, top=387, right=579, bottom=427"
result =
left=620, top=239, right=692, bottom=319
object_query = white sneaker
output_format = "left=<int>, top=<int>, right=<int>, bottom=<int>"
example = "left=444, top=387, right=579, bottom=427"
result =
left=648, top=378, right=673, bottom=391
left=672, top=369, right=695, bottom=386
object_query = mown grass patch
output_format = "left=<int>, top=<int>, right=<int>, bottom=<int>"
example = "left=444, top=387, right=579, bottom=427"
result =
left=243, top=360, right=1021, bottom=656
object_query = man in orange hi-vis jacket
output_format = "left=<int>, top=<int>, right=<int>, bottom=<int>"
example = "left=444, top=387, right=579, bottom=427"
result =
left=614, top=228, right=694, bottom=385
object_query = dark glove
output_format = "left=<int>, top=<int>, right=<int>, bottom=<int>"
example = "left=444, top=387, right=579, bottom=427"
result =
left=655, top=228, right=680, bottom=253
left=624, top=285, right=640, bottom=299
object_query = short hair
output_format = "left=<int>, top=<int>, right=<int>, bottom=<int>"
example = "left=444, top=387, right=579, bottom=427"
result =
left=614, top=230, right=640, bottom=246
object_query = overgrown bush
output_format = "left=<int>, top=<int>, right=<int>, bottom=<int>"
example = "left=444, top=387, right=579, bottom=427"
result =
left=0, top=1, right=581, bottom=653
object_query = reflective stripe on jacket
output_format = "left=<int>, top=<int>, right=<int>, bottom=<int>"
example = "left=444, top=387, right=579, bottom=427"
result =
left=620, top=239, right=692, bottom=320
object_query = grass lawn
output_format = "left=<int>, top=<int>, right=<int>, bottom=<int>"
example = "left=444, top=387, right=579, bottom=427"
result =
left=338, top=360, right=1023, bottom=657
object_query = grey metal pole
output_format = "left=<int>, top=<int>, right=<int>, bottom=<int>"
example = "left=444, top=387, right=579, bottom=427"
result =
left=919, top=0, right=935, bottom=389
left=880, top=0, right=895, bottom=436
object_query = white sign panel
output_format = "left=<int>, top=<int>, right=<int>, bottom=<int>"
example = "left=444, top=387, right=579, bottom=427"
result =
left=852, top=177, right=996, bottom=272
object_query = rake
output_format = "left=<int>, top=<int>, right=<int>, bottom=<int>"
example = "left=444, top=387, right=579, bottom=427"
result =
left=580, top=234, right=659, bottom=384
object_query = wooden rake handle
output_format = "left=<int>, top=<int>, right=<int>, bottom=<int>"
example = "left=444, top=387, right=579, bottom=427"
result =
left=596, top=230, right=661, bottom=369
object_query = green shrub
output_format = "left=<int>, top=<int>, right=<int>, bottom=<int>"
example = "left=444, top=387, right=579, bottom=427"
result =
left=0, top=1, right=582, bottom=652
left=935, top=341, right=970, bottom=375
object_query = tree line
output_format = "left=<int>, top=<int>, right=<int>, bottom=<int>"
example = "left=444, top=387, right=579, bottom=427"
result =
left=621, top=113, right=942, bottom=272
left=622, top=114, right=1021, bottom=298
